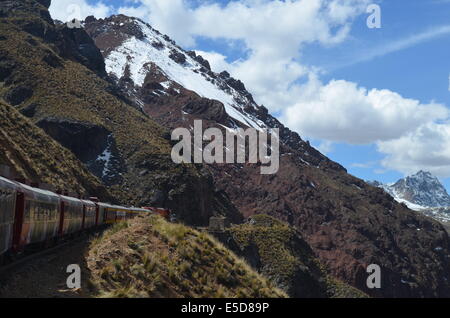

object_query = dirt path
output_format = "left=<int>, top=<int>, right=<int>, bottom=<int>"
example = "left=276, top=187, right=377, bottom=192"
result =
left=0, top=237, right=95, bottom=298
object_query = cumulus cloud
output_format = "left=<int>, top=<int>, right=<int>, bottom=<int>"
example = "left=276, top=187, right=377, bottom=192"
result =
left=377, top=123, right=450, bottom=178
left=49, top=0, right=112, bottom=22
left=280, top=78, right=449, bottom=144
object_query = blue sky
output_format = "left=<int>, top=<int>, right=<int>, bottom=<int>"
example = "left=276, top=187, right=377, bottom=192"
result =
left=300, top=0, right=450, bottom=186
left=50, top=0, right=450, bottom=189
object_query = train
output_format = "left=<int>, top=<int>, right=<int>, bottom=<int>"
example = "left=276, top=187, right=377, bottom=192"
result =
left=0, top=175, right=169, bottom=264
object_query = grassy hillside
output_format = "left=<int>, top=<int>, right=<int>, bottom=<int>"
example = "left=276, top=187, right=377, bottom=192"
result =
left=228, top=215, right=368, bottom=298
left=0, top=101, right=112, bottom=199
left=87, top=215, right=286, bottom=298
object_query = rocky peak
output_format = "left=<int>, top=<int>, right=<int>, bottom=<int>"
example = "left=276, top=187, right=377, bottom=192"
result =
left=392, top=171, right=450, bottom=208
left=371, top=171, right=450, bottom=208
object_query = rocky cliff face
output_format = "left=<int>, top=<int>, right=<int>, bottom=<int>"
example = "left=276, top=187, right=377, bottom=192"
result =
left=225, top=214, right=368, bottom=298
left=84, top=14, right=450, bottom=297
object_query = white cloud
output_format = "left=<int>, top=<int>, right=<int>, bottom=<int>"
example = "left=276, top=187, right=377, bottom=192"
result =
left=377, top=122, right=450, bottom=178
left=315, top=140, right=334, bottom=154
left=280, top=78, right=449, bottom=144
left=49, top=0, right=112, bottom=22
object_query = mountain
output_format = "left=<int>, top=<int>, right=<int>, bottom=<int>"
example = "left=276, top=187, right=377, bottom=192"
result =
left=384, top=171, right=450, bottom=208
left=227, top=214, right=367, bottom=298
left=83, top=14, right=450, bottom=297
left=83, top=14, right=340, bottom=171
left=369, top=171, right=450, bottom=224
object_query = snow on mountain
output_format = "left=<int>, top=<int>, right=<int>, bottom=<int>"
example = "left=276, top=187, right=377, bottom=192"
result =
left=84, top=14, right=347, bottom=172
left=369, top=171, right=450, bottom=222
left=389, top=171, right=450, bottom=208
left=98, top=16, right=266, bottom=130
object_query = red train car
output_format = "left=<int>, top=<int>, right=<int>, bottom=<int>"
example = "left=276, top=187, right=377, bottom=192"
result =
left=58, top=195, right=85, bottom=236
left=81, top=200, right=97, bottom=230
left=13, top=183, right=60, bottom=252
left=0, top=174, right=155, bottom=263
left=142, top=207, right=171, bottom=220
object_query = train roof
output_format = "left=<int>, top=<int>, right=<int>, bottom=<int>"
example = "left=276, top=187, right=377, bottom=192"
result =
left=80, top=199, right=96, bottom=207
left=130, top=207, right=153, bottom=213
left=97, top=202, right=116, bottom=208
left=0, top=176, right=19, bottom=191
left=97, top=203, right=150, bottom=213
left=109, top=205, right=133, bottom=212
left=16, top=181, right=60, bottom=204
left=59, top=194, right=83, bottom=206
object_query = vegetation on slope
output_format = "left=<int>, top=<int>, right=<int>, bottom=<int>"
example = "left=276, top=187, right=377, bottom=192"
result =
left=86, top=215, right=286, bottom=298
left=228, top=215, right=368, bottom=298
left=0, top=101, right=112, bottom=199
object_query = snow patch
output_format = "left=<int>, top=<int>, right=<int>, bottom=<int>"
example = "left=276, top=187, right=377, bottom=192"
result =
left=104, top=19, right=265, bottom=130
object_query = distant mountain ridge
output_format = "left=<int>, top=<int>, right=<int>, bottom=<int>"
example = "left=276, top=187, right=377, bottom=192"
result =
left=369, top=171, right=450, bottom=208
left=369, top=171, right=450, bottom=223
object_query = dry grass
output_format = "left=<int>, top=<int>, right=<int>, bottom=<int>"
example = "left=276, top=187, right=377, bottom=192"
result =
left=0, top=101, right=112, bottom=198
left=86, top=215, right=287, bottom=298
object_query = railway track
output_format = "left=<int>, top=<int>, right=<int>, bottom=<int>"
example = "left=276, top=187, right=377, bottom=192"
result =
left=0, top=232, right=94, bottom=278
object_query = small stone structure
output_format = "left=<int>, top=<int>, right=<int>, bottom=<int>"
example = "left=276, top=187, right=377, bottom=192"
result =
left=208, top=216, right=230, bottom=233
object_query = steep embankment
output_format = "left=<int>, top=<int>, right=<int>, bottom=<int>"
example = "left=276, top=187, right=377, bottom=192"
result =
left=0, top=0, right=241, bottom=224
left=85, top=15, right=450, bottom=297
left=0, top=101, right=111, bottom=199
left=227, top=215, right=367, bottom=298
left=87, top=215, right=286, bottom=298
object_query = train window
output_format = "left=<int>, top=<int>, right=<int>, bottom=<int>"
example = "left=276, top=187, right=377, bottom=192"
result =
left=65, top=203, right=72, bottom=219
left=26, top=200, right=58, bottom=222
left=0, top=189, right=15, bottom=223
left=65, top=202, right=82, bottom=220
left=24, top=200, right=32, bottom=222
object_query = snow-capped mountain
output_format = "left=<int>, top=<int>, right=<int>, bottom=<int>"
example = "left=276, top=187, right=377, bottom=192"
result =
left=379, top=171, right=450, bottom=208
left=369, top=171, right=450, bottom=223
left=85, top=14, right=265, bottom=129
left=84, top=14, right=343, bottom=171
